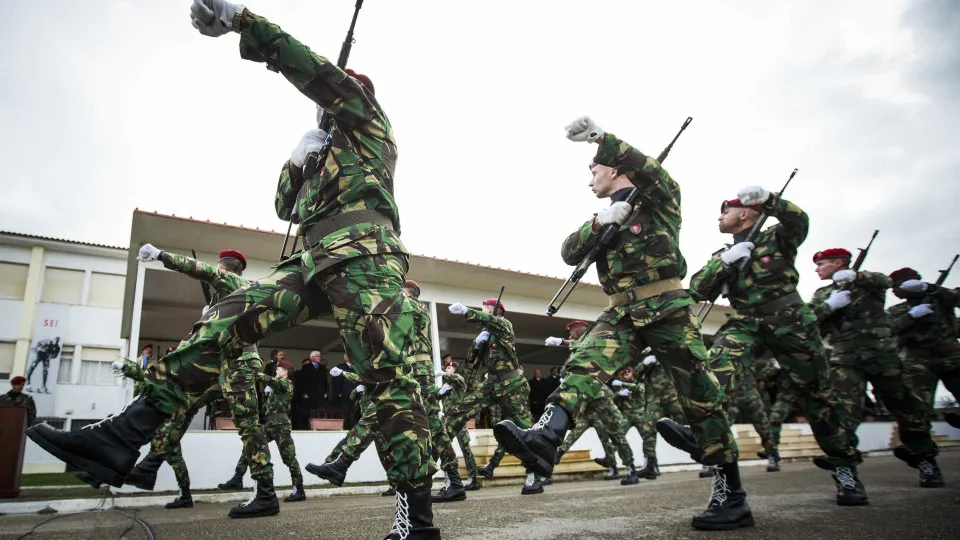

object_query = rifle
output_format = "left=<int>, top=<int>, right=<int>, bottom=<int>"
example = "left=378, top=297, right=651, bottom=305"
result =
left=897, top=253, right=959, bottom=347
left=279, top=0, right=365, bottom=261
left=936, top=254, right=959, bottom=286
left=470, top=286, right=505, bottom=389
left=191, top=249, right=213, bottom=306
left=820, top=229, right=879, bottom=336
left=546, top=116, right=693, bottom=316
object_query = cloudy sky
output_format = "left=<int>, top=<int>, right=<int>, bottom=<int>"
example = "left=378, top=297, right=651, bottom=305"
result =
left=1, top=0, right=958, bottom=300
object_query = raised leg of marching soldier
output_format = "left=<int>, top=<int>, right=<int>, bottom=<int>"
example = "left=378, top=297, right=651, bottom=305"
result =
left=307, top=386, right=378, bottom=488
left=727, top=377, right=779, bottom=472
left=639, top=388, right=687, bottom=478
left=595, top=396, right=638, bottom=484
left=424, top=388, right=465, bottom=503
left=555, top=414, right=618, bottom=471
left=455, top=427, right=479, bottom=489
left=265, top=423, right=305, bottom=501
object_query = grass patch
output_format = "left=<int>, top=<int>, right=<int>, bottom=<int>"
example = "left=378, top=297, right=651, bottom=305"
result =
left=20, top=472, right=86, bottom=487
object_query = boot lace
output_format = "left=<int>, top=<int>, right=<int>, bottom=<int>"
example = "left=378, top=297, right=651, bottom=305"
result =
left=524, top=472, right=537, bottom=487
left=709, top=469, right=729, bottom=506
left=239, top=485, right=258, bottom=507
left=768, top=456, right=778, bottom=468
left=442, top=476, right=451, bottom=491
left=389, top=492, right=412, bottom=539
left=531, top=407, right=554, bottom=430
left=835, top=466, right=857, bottom=489
left=918, top=459, right=935, bottom=477
left=81, top=399, right=136, bottom=430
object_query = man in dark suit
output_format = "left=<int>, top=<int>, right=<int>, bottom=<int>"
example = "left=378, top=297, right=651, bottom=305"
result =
left=293, top=352, right=327, bottom=429
left=528, top=368, right=547, bottom=420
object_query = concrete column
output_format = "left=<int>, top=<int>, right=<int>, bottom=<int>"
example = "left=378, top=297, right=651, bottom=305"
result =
left=429, top=301, right=442, bottom=388
left=126, top=264, right=146, bottom=400
left=12, top=246, right=44, bottom=375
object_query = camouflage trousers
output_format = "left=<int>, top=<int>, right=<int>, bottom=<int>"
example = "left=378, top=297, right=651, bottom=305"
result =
left=725, top=378, right=775, bottom=455
left=454, top=426, right=478, bottom=477
left=768, top=387, right=798, bottom=448
left=327, top=398, right=381, bottom=462
left=235, top=420, right=304, bottom=485
left=150, top=385, right=221, bottom=488
left=443, top=395, right=481, bottom=476
left=557, top=396, right=635, bottom=467
left=707, top=304, right=860, bottom=467
left=446, top=378, right=532, bottom=468
left=552, top=306, right=736, bottom=466
left=415, top=372, right=459, bottom=473
left=640, top=395, right=686, bottom=459
left=142, top=254, right=434, bottom=491
left=830, top=345, right=937, bottom=457
left=901, top=344, right=960, bottom=410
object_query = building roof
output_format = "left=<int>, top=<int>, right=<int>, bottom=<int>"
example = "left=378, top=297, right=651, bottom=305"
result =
left=0, top=230, right=126, bottom=251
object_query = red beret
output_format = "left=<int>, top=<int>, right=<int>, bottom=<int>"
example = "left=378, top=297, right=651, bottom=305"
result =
left=889, top=267, right=921, bottom=285
left=565, top=320, right=589, bottom=332
left=11, top=376, right=26, bottom=385
left=219, top=250, right=247, bottom=270
left=812, top=248, right=852, bottom=263
left=277, top=361, right=294, bottom=371
left=346, top=69, right=375, bottom=95
left=721, top=198, right=761, bottom=213
left=483, top=298, right=505, bottom=313
left=404, top=280, right=420, bottom=291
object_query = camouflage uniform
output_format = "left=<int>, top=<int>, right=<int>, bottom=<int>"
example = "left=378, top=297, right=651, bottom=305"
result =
left=234, top=373, right=303, bottom=486
left=324, top=371, right=381, bottom=462
left=556, top=389, right=635, bottom=468
left=153, top=387, right=222, bottom=489
left=887, top=285, right=960, bottom=409
left=0, top=390, right=37, bottom=426
left=439, top=372, right=478, bottom=478
left=633, top=362, right=686, bottom=459
left=812, top=272, right=936, bottom=458
left=691, top=194, right=859, bottom=467
left=758, top=361, right=797, bottom=449
left=724, top=365, right=775, bottom=456
left=553, top=134, right=735, bottom=466
left=140, top=11, right=433, bottom=492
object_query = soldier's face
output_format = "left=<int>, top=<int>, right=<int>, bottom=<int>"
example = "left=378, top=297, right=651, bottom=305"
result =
left=12, top=383, right=24, bottom=392
left=568, top=326, right=587, bottom=340
left=718, top=207, right=742, bottom=233
left=622, top=370, right=634, bottom=382
left=482, top=305, right=495, bottom=315
left=276, top=366, right=288, bottom=379
left=816, top=259, right=846, bottom=281
left=589, top=163, right=620, bottom=198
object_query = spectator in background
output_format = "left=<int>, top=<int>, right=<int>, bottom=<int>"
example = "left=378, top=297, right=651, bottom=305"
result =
left=544, top=366, right=561, bottom=396
left=331, top=353, right=359, bottom=430
left=139, top=344, right=153, bottom=370
left=441, top=353, right=454, bottom=370
left=264, top=349, right=284, bottom=378
left=294, top=351, right=327, bottom=429
left=528, top=368, right=547, bottom=420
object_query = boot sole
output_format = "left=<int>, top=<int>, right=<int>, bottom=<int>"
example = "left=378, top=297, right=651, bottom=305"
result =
left=837, top=498, right=869, bottom=506
left=431, top=492, right=467, bottom=503
left=228, top=506, right=280, bottom=519
left=284, top=496, right=307, bottom=502
left=921, top=482, right=945, bottom=488
left=692, top=514, right=755, bottom=530
left=493, top=424, right=553, bottom=478
left=305, top=465, right=344, bottom=487
left=165, top=502, right=194, bottom=509
left=463, top=485, right=480, bottom=491
left=656, top=421, right=702, bottom=462
left=521, top=487, right=544, bottom=495
left=127, top=477, right=156, bottom=491
left=27, top=427, right=126, bottom=488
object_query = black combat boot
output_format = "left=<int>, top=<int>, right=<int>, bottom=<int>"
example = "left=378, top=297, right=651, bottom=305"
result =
left=593, top=456, right=610, bottom=468
left=218, top=470, right=245, bottom=490
left=493, top=403, right=571, bottom=478
left=766, top=454, right=780, bottom=472
left=228, top=477, right=280, bottom=518
left=462, top=475, right=480, bottom=491
left=539, top=475, right=553, bottom=486
left=894, top=445, right=945, bottom=488
left=691, top=463, right=755, bottom=530
left=656, top=418, right=702, bottom=462
left=554, top=449, right=565, bottom=465
left=832, top=466, right=869, bottom=506
left=384, top=488, right=441, bottom=540
left=477, top=462, right=497, bottom=479
left=305, top=453, right=355, bottom=487
left=636, top=457, right=660, bottom=480
left=125, top=452, right=165, bottom=491
left=699, top=465, right=714, bottom=478
left=382, top=486, right=396, bottom=497
left=75, top=470, right=102, bottom=490
left=603, top=465, right=620, bottom=480
left=756, top=450, right=768, bottom=459
left=620, top=464, right=639, bottom=485
left=944, top=410, right=960, bottom=430
left=165, top=487, right=194, bottom=509
left=431, top=468, right=466, bottom=503
left=25, top=396, right=168, bottom=488
left=284, top=483, right=307, bottom=502
left=520, top=472, right=544, bottom=495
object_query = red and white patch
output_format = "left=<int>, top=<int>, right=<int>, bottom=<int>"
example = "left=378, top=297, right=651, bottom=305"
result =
left=630, top=224, right=642, bottom=234
left=761, top=256, right=772, bottom=264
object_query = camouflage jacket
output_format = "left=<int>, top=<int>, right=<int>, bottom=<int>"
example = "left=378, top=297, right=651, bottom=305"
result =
left=887, top=285, right=960, bottom=349
left=641, top=362, right=679, bottom=403
left=691, top=195, right=807, bottom=310
left=560, top=134, right=693, bottom=329
left=118, top=358, right=146, bottom=382
left=613, top=380, right=646, bottom=414
left=409, top=299, right=437, bottom=392
left=810, top=270, right=894, bottom=350
left=0, top=390, right=37, bottom=426
left=233, top=11, right=405, bottom=279
left=344, top=371, right=375, bottom=416
left=257, top=373, right=293, bottom=425
left=462, top=308, right=525, bottom=396
left=440, top=372, right=468, bottom=403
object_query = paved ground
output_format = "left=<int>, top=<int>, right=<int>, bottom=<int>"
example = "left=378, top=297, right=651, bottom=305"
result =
left=3, top=451, right=960, bottom=539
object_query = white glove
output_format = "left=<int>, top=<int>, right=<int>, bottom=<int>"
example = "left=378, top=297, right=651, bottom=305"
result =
left=201, top=305, right=211, bottom=318
left=439, top=383, right=452, bottom=396
left=564, top=116, right=604, bottom=143
left=559, top=377, right=564, bottom=384
left=435, top=371, right=446, bottom=377
left=771, top=359, right=781, bottom=370
left=618, top=389, right=630, bottom=397
left=474, top=330, right=490, bottom=345
left=290, top=128, right=330, bottom=168
left=111, top=360, right=124, bottom=370
left=832, top=269, right=857, bottom=285
left=720, top=242, right=755, bottom=266
left=908, top=304, right=934, bottom=319
left=329, top=367, right=344, bottom=377
left=448, top=303, right=468, bottom=315
left=190, top=0, right=243, bottom=38
left=825, top=290, right=852, bottom=311
left=356, top=384, right=366, bottom=393
left=900, top=279, right=928, bottom=293
left=611, top=379, right=623, bottom=387
left=596, top=201, right=632, bottom=227
left=642, top=355, right=657, bottom=366
left=737, top=185, right=771, bottom=205
left=138, top=243, right=161, bottom=262
left=545, top=337, right=564, bottom=347
left=263, top=385, right=272, bottom=394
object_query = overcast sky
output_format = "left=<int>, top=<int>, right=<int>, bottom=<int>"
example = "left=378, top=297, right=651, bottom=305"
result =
left=1, top=0, right=958, bottom=300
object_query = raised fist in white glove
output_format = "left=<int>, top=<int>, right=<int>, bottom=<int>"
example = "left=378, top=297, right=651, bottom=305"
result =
left=611, top=379, right=623, bottom=387
left=832, top=269, right=857, bottom=285
left=111, top=360, right=125, bottom=371
left=559, top=377, right=564, bottom=384
left=642, top=355, right=657, bottom=366
left=900, top=279, right=928, bottom=293
left=263, top=385, right=272, bottom=394
left=720, top=242, right=755, bottom=266
left=596, top=201, right=633, bottom=227
left=908, top=303, right=934, bottom=319
left=618, top=388, right=631, bottom=397
left=329, top=367, right=344, bottom=377
left=138, top=243, right=161, bottom=262
left=356, top=384, right=366, bottom=393
left=290, top=128, right=330, bottom=168
left=439, top=383, right=452, bottom=396
left=449, top=303, right=468, bottom=315
left=825, top=290, right=852, bottom=311
left=545, top=337, right=564, bottom=347
left=737, top=185, right=770, bottom=205
left=190, top=0, right=243, bottom=38
left=474, top=330, right=490, bottom=345
left=564, top=116, right=604, bottom=143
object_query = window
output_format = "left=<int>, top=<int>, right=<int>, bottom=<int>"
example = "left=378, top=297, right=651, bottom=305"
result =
left=0, top=262, right=29, bottom=300
left=0, top=341, right=15, bottom=379
left=87, top=273, right=124, bottom=308
left=41, top=268, right=84, bottom=304
left=57, top=345, right=76, bottom=384
left=79, top=346, right=121, bottom=386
